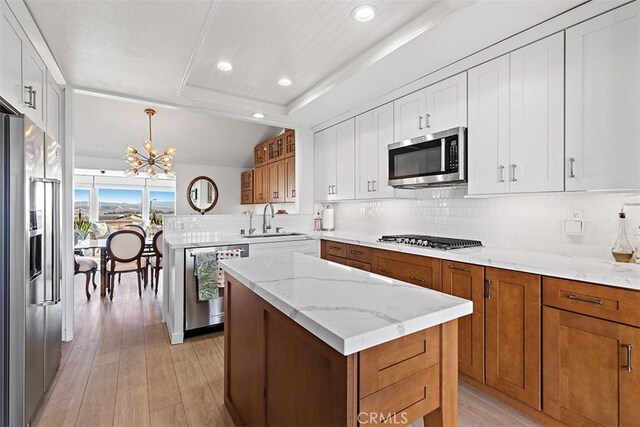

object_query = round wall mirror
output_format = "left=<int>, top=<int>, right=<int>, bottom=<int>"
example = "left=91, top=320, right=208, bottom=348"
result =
left=187, top=176, right=219, bottom=214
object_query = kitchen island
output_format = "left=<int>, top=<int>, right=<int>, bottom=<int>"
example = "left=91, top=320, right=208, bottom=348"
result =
left=220, top=253, right=472, bottom=426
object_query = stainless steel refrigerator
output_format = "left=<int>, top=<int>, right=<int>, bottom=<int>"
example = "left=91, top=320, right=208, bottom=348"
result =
left=1, top=98, right=62, bottom=426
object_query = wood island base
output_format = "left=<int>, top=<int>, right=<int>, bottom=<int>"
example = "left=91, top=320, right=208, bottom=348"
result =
left=224, top=274, right=459, bottom=426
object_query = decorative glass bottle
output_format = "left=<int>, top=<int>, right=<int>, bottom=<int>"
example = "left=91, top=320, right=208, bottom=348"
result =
left=612, top=209, right=634, bottom=263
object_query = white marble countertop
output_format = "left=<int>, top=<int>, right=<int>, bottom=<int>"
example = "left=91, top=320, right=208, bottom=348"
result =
left=220, top=254, right=472, bottom=356
left=164, top=232, right=314, bottom=249
left=317, top=231, right=640, bottom=291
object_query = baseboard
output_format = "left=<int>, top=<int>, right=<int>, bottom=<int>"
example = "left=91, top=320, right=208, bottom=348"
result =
left=459, top=374, right=566, bottom=427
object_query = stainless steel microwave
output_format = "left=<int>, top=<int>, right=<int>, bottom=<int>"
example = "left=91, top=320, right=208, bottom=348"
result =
left=388, top=127, right=467, bottom=188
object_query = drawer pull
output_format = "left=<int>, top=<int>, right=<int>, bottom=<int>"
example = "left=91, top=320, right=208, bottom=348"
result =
left=350, top=249, right=364, bottom=255
left=485, top=279, right=493, bottom=299
left=448, top=265, right=469, bottom=273
left=410, top=275, right=426, bottom=282
left=379, top=268, right=391, bottom=274
left=624, top=344, right=633, bottom=372
left=568, top=295, right=603, bottom=305
left=328, top=245, right=342, bottom=251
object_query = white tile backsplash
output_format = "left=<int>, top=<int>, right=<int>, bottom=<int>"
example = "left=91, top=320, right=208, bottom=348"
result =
left=332, top=188, right=640, bottom=260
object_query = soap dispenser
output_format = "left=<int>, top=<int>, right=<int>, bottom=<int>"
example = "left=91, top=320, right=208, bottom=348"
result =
left=612, top=208, right=634, bottom=263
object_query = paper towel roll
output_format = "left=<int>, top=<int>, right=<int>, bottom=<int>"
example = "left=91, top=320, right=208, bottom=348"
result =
left=321, top=206, right=334, bottom=231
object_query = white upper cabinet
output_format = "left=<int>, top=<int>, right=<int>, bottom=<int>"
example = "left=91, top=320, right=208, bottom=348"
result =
left=393, top=89, right=427, bottom=142
left=468, top=33, right=564, bottom=195
left=22, top=42, right=46, bottom=128
left=355, top=103, right=395, bottom=200
left=565, top=3, right=639, bottom=191
left=425, top=72, right=467, bottom=133
left=1, top=1, right=25, bottom=112
left=508, top=32, right=564, bottom=193
left=468, top=55, right=510, bottom=195
left=334, top=118, right=355, bottom=200
left=46, top=73, right=61, bottom=141
left=314, top=119, right=355, bottom=201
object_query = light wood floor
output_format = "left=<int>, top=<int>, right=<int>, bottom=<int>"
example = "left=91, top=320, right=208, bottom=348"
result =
left=33, top=273, right=540, bottom=427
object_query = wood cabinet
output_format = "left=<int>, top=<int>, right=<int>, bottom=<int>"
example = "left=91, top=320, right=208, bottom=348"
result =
left=441, top=261, right=485, bottom=383
left=565, top=3, right=639, bottom=191
left=284, top=129, right=295, bottom=158
left=371, top=249, right=442, bottom=291
left=355, top=103, right=395, bottom=200
left=320, top=240, right=371, bottom=271
left=240, top=170, right=253, bottom=205
left=267, top=160, right=285, bottom=203
left=543, top=307, right=640, bottom=427
left=268, top=134, right=285, bottom=164
left=284, top=157, right=295, bottom=202
left=254, top=141, right=268, bottom=168
left=253, top=166, right=268, bottom=204
left=314, top=119, right=355, bottom=201
left=393, top=73, right=467, bottom=142
left=468, top=33, right=564, bottom=195
left=485, top=267, right=541, bottom=410
left=425, top=72, right=467, bottom=134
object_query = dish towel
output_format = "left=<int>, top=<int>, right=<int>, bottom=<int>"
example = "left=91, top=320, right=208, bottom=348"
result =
left=194, top=249, right=243, bottom=301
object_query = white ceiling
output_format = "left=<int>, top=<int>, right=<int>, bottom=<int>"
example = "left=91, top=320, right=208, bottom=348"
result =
left=72, top=91, right=281, bottom=168
left=185, top=0, right=439, bottom=106
left=27, top=0, right=587, bottom=128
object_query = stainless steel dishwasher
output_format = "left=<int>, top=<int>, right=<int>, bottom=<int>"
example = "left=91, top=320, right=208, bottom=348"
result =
left=184, top=244, right=249, bottom=335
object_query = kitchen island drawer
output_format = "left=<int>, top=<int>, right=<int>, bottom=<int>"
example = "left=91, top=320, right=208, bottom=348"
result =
left=359, top=326, right=440, bottom=398
left=372, top=249, right=442, bottom=291
left=359, top=364, right=440, bottom=426
left=346, top=244, right=371, bottom=263
left=543, top=277, right=640, bottom=327
left=323, top=240, right=346, bottom=258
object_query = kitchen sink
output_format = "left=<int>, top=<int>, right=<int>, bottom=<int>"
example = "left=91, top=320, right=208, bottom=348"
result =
left=241, top=232, right=306, bottom=238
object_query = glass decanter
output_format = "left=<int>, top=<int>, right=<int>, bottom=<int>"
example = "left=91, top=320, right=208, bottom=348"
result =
left=612, top=209, right=634, bottom=263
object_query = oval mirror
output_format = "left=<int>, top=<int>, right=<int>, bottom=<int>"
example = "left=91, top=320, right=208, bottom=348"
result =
left=187, top=176, right=219, bottom=214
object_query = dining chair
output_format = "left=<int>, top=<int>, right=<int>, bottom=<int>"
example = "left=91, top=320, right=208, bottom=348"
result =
left=120, top=224, right=147, bottom=285
left=149, top=230, right=163, bottom=295
left=74, top=256, right=97, bottom=299
left=105, top=230, right=146, bottom=300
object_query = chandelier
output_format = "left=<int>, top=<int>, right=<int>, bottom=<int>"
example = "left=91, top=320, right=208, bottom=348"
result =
left=124, top=108, right=176, bottom=178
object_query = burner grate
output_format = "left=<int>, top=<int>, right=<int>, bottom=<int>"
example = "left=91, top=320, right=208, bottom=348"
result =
left=378, top=234, right=482, bottom=250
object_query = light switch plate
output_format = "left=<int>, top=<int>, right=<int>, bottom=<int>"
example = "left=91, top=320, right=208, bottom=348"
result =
left=564, top=219, right=584, bottom=235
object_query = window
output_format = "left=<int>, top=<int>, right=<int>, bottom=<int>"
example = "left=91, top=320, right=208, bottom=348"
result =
left=149, top=190, right=176, bottom=216
left=74, top=189, right=90, bottom=220
left=98, top=188, right=143, bottom=222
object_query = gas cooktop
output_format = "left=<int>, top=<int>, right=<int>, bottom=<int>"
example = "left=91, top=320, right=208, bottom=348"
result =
left=378, top=234, right=483, bottom=250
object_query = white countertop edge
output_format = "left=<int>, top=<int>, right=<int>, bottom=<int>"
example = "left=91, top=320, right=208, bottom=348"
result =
left=317, top=233, right=640, bottom=292
left=164, top=233, right=315, bottom=249
left=220, top=259, right=472, bottom=356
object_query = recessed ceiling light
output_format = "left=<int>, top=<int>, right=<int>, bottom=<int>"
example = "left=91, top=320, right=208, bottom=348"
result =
left=352, top=5, right=376, bottom=22
left=252, top=112, right=265, bottom=119
left=278, top=78, right=292, bottom=87
left=217, top=61, right=233, bottom=71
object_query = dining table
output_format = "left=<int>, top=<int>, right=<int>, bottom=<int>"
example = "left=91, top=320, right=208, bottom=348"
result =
left=74, top=237, right=155, bottom=297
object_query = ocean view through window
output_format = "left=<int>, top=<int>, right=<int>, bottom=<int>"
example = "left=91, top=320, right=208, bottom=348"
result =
left=74, top=189, right=90, bottom=220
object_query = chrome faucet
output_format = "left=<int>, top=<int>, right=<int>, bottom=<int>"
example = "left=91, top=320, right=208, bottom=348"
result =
left=263, top=203, right=275, bottom=234
left=248, top=213, right=256, bottom=235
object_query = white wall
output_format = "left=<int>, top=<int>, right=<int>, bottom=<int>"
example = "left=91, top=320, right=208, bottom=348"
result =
left=331, top=189, right=640, bottom=261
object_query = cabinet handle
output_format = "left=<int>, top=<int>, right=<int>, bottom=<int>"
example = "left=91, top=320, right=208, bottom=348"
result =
left=426, top=113, right=431, bottom=128
left=569, top=157, right=576, bottom=178
left=367, top=180, right=371, bottom=192
left=499, top=165, right=505, bottom=183
left=511, top=164, right=517, bottom=182
left=329, top=245, right=342, bottom=251
left=328, top=185, right=332, bottom=195
left=410, top=275, right=426, bottom=282
left=623, top=344, right=633, bottom=372
left=350, top=249, right=364, bottom=255
left=291, top=190, right=295, bottom=197
left=32, top=89, right=36, bottom=110
left=372, top=180, right=376, bottom=191
left=448, top=265, right=469, bottom=273
left=484, top=279, right=493, bottom=299
left=379, top=268, right=391, bottom=274
left=332, top=185, right=336, bottom=194
left=567, top=294, right=603, bottom=305
left=419, top=116, right=424, bottom=130
left=24, top=85, right=35, bottom=109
